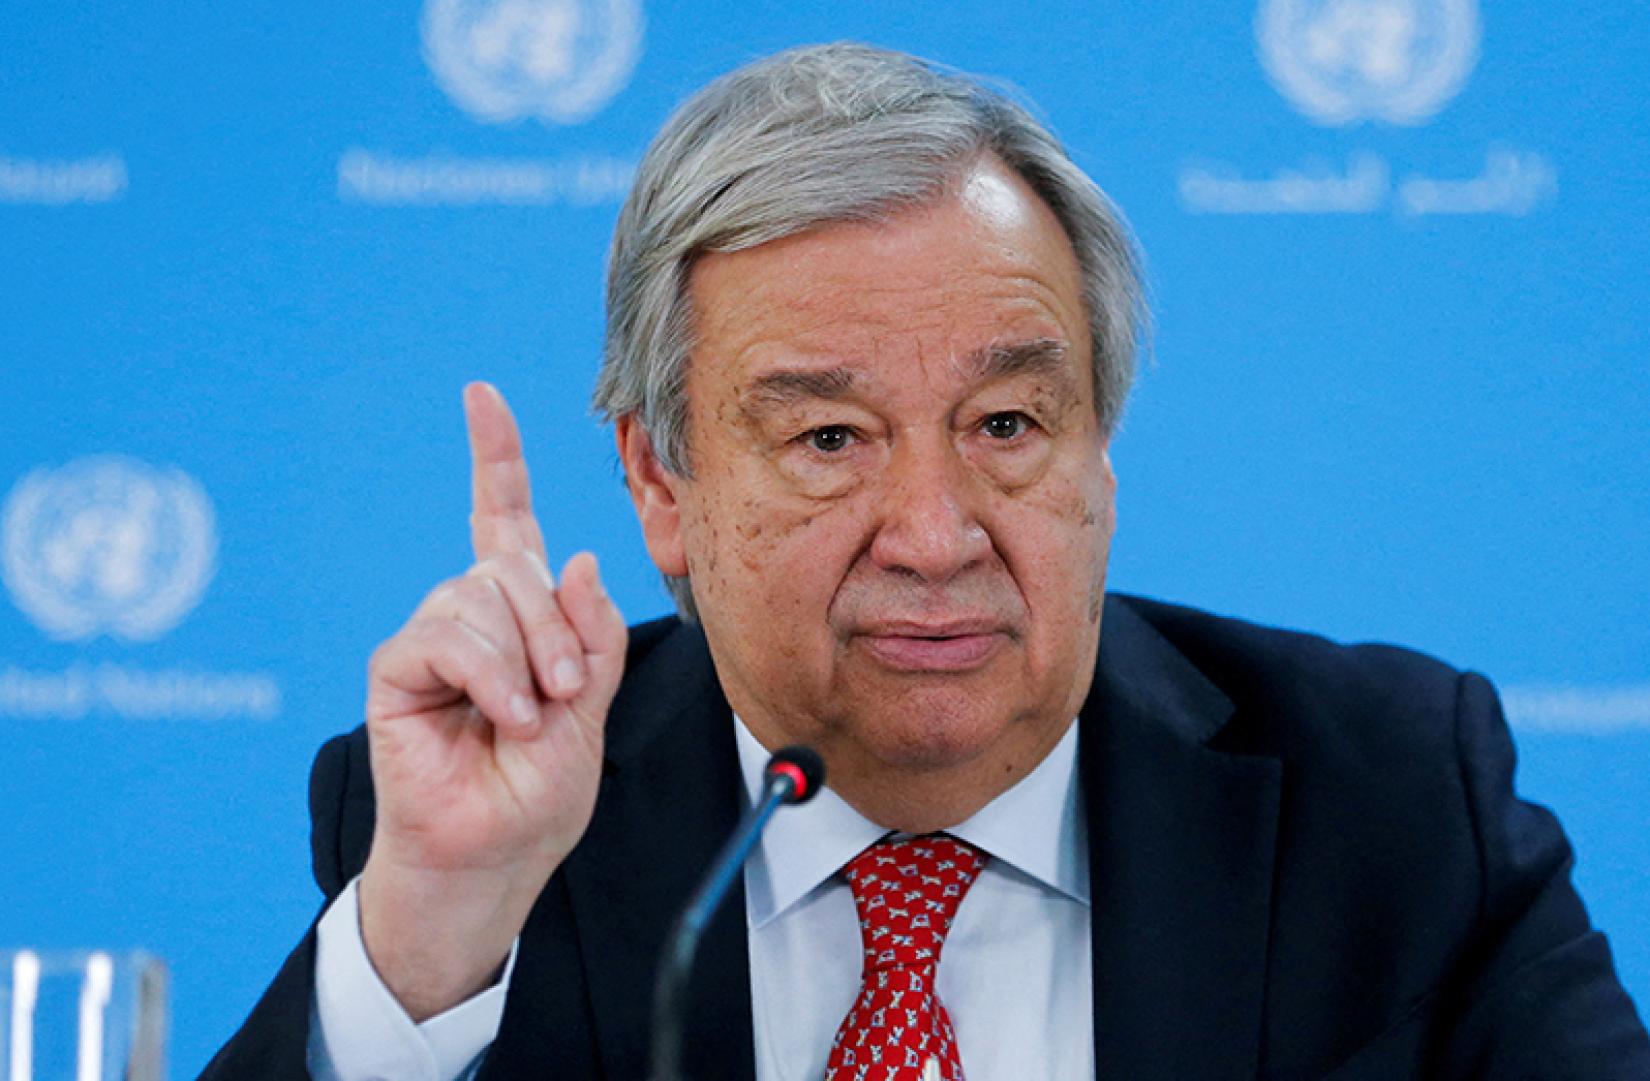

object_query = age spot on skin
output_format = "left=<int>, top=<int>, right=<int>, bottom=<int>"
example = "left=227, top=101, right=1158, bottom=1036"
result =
left=699, top=518, right=722, bottom=556
left=1061, top=491, right=1095, bottom=523
left=1018, top=482, right=1095, bottom=525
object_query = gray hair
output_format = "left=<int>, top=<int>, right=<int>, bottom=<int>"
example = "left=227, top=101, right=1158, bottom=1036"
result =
left=592, top=42, right=1146, bottom=620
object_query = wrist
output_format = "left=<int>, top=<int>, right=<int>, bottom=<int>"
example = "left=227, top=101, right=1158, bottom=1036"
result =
left=357, top=855, right=547, bottom=1021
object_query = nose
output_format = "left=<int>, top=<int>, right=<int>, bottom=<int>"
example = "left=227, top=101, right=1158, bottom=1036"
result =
left=867, top=437, right=992, bottom=583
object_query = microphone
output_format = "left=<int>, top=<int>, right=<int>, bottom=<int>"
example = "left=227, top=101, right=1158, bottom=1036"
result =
left=649, top=745, right=826, bottom=1081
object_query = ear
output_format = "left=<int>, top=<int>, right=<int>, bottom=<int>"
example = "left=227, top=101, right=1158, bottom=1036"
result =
left=616, top=416, right=690, bottom=578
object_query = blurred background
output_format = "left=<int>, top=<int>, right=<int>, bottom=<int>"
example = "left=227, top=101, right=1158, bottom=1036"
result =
left=2, top=0, right=1645, bottom=1073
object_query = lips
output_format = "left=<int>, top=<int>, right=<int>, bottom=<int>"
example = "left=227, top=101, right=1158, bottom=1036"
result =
left=854, top=621, right=1007, bottom=672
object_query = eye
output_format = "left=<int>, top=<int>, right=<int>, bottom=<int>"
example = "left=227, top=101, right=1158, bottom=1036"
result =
left=981, top=412, right=1033, bottom=440
left=804, top=425, right=856, bottom=453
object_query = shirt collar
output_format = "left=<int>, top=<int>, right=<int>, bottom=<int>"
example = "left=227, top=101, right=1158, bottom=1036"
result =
left=736, top=716, right=1088, bottom=929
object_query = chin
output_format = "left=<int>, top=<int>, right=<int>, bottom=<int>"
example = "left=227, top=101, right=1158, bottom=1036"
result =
left=850, top=686, right=1016, bottom=772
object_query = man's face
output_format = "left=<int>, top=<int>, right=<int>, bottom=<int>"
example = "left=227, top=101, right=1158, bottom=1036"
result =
left=624, top=156, right=1116, bottom=827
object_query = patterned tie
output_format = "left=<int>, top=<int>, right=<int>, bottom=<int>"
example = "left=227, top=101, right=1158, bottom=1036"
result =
left=823, top=834, right=987, bottom=1081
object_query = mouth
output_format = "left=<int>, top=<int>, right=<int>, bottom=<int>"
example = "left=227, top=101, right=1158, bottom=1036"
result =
left=853, top=622, right=1008, bottom=673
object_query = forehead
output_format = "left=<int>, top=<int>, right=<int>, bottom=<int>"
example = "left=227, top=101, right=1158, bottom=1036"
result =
left=685, top=157, right=1091, bottom=394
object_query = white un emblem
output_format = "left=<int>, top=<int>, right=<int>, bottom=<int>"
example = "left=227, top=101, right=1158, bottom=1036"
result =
left=422, top=0, right=644, bottom=125
left=1256, top=0, right=1481, bottom=126
left=1, top=457, right=217, bottom=642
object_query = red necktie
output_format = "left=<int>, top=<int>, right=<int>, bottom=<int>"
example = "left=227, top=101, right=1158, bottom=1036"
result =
left=824, top=834, right=987, bottom=1081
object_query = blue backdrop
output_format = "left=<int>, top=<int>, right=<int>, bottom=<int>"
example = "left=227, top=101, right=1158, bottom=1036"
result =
left=2, top=1, right=1645, bottom=1074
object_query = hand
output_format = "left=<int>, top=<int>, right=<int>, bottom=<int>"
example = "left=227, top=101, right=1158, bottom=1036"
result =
left=356, top=382, right=627, bottom=1020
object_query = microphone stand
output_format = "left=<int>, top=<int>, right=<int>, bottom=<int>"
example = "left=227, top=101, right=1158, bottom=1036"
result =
left=649, top=748, right=823, bottom=1081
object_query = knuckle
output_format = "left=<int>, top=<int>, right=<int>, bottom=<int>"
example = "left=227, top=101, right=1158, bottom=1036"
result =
left=471, top=555, right=516, bottom=598
left=444, top=616, right=494, bottom=654
left=448, top=574, right=505, bottom=617
left=454, top=570, right=493, bottom=597
left=406, top=614, right=467, bottom=662
left=366, top=638, right=393, bottom=677
left=423, top=577, right=464, bottom=612
left=498, top=549, right=536, bottom=576
left=500, top=550, right=555, bottom=596
left=466, top=554, right=507, bottom=581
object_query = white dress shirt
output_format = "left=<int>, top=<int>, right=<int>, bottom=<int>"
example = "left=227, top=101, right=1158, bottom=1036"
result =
left=308, top=717, right=1093, bottom=1081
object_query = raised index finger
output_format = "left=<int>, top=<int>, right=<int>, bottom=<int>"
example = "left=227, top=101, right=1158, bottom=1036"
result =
left=464, top=382, right=548, bottom=562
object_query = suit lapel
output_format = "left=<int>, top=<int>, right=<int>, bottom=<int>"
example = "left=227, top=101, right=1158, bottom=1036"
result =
left=533, top=603, right=1282, bottom=1080
left=1084, top=599, right=1283, bottom=1080
left=558, top=621, right=758, bottom=1081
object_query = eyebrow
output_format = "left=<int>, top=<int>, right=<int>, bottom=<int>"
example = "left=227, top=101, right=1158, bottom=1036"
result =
left=968, top=337, right=1070, bottom=383
left=743, top=366, right=860, bottom=408
left=739, top=336, right=1075, bottom=411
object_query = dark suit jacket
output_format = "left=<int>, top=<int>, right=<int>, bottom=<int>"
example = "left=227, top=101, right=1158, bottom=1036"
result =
left=203, top=594, right=1650, bottom=1079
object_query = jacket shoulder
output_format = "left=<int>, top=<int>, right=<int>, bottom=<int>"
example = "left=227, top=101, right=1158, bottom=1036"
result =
left=1104, top=600, right=1649, bottom=1071
left=1110, top=592, right=1468, bottom=764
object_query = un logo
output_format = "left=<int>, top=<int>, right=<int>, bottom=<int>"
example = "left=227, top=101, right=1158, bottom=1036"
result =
left=422, top=0, right=644, bottom=125
left=1, top=457, right=217, bottom=642
left=1257, top=0, right=1481, bottom=126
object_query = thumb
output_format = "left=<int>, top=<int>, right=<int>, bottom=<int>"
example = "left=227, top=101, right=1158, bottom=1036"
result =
left=558, top=552, right=628, bottom=721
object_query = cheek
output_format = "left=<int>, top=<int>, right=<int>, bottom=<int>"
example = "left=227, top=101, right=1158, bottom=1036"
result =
left=1010, top=461, right=1114, bottom=627
left=682, top=479, right=862, bottom=619
left=1077, top=464, right=1117, bottom=621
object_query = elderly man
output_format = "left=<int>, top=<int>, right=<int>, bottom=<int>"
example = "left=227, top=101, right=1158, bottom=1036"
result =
left=205, top=43, right=1648, bottom=1081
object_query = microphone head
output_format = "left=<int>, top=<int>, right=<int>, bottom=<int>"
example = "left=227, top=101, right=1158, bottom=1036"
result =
left=765, top=745, right=826, bottom=804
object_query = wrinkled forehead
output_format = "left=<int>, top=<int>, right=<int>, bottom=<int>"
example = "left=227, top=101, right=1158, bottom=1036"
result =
left=685, top=158, right=1088, bottom=361
left=687, top=149, right=1071, bottom=269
